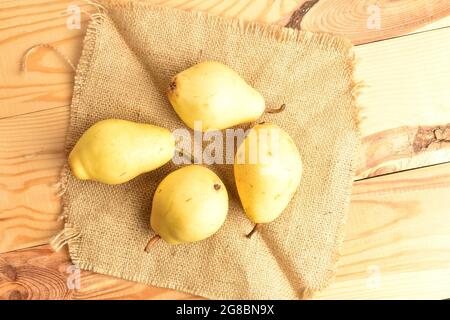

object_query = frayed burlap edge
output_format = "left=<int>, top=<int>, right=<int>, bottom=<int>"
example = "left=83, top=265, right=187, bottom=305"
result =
left=51, top=0, right=362, bottom=300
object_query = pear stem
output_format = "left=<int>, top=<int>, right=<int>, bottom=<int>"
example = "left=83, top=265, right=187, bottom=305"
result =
left=246, top=224, right=261, bottom=239
left=265, top=103, right=286, bottom=114
left=144, top=235, right=161, bottom=252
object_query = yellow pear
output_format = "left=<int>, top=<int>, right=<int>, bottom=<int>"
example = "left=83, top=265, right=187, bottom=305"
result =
left=69, top=119, right=175, bottom=185
left=167, top=61, right=265, bottom=131
left=234, top=122, right=302, bottom=237
left=145, top=165, right=228, bottom=249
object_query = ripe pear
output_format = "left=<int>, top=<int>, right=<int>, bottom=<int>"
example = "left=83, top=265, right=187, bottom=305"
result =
left=146, top=165, right=228, bottom=250
left=167, top=61, right=265, bottom=131
left=234, top=122, right=302, bottom=237
left=69, top=119, right=175, bottom=185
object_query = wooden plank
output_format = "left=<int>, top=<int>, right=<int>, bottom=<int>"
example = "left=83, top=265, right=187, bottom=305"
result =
left=0, top=246, right=196, bottom=299
left=318, top=163, right=450, bottom=299
left=2, top=163, right=449, bottom=299
left=1, top=0, right=449, bottom=119
left=300, top=0, right=450, bottom=44
left=0, top=107, right=68, bottom=253
left=157, top=0, right=307, bottom=25
left=414, top=15, right=450, bottom=34
left=0, top=0, right=92, bottom=118
left=152, top=0, right=450, bottom=42
left=354, top=27, right=450, bottom=178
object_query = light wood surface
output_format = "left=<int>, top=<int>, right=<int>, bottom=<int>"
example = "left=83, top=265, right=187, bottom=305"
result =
left=354, top=27, right=450, bottom=178
left=2, top=0, right=450, bottom=117
left=153, top=0, right=450, bottom=44
left=0, top=107, right=67, bottom=253
left=0, top=246, right=196, bottom=299
left=1, top=0, right=450, bottom=300
left=300, top=0, right=450, bottom=44
left=0, top=0, right=91, bottom=118
left=2, top=163, right=449, bottom=299
left=318, top=163, right=450, bottom=299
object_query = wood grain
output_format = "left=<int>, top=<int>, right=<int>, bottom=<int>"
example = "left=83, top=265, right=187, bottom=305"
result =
left=150, top=0, right=450, bottom=42
left=0, top=107, right=68, bottom=253
left=354, top=27, right=450, bottom=178
left=0, top=0, right=91, bottom=118
left=318, top=163, right=450, bottom=299
left=300, top=0, right=450, bottom=44
left=155, top=0, right=450, bottom=43
left=1, top=0, right=450, bottom=118
left=0, top=246, right=196, bottom=299
left=2, top=163, right=449, bottom=299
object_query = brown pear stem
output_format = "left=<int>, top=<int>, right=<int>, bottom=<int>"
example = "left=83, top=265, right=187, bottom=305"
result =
left=265, top=103, right=286, bottom=114
left=246, top=224, right=261, bottom=239
left=144, top=235, right=161, bottom=252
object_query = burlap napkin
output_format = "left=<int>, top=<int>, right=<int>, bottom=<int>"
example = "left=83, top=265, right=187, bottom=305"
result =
left=54, top=0, right=359, bottom=299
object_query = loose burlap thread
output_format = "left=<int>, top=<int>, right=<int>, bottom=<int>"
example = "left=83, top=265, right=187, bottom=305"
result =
left=54, top=0, right=360, bottom=299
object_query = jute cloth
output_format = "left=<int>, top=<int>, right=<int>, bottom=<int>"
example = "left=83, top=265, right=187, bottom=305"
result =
left=56, top=0, right=359, bottom=299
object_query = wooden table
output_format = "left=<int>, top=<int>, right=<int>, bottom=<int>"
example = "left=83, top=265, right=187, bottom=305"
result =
left=1, top=0, right=450, bottom=300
